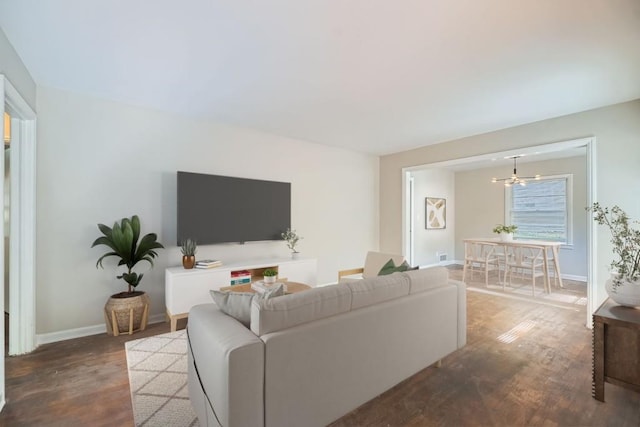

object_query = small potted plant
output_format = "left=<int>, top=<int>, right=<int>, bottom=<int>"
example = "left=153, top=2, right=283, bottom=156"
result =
left=92, top=215, right=164, bottom=335
left=588, top=203, right=640, bottom=307
left=180, top=238, right=197, bottom=269
left=263, top=268, right=278, bottom=284
left=493, top=224, right=518, bottom=242
left=282, top=228, right=303, bottom=259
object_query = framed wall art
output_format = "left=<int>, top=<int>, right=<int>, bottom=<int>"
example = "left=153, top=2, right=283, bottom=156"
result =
left=425, top=197, right=446, bottom=229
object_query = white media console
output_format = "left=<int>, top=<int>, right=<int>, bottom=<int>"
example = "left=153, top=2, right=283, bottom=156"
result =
left=165, top=257, right=317, bottom=331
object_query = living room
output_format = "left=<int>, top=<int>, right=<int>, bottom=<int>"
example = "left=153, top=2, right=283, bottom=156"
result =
left=1, top=1, right=640, bottom=425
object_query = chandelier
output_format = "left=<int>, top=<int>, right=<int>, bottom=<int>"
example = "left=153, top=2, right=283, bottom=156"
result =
left=491, top=156, right=540, bottom=187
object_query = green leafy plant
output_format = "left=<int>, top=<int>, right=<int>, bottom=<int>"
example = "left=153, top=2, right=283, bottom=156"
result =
left=180, top=238, right=197, bottom=257
left=493, top=224, right=518, bottom=234
left=92, top=215, right=164, bottom=294
left=263, top=268, right=277, bottom=277
left=588, top=203, right=640, bottom=289
left=281, top=228, right=302, bottom=253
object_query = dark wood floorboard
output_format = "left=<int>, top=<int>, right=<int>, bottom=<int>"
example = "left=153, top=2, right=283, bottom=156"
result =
left=1, top=279, right=639, bottom=426
left=332, top=270, right=640, bottom=427
left=0, top=318, right=185, bottom=427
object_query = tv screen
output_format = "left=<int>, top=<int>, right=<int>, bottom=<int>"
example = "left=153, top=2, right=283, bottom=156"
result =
left=177, top=171, right=291, bottom=245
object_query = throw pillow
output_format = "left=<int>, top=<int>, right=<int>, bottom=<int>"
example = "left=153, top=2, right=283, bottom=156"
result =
left=210, top=283, right=285, bottom=327
left=378, top=259, right=416, bottom=276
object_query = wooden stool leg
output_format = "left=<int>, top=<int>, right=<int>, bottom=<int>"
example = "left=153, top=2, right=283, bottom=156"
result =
left=462, top=262, right=468, bottom=283
left=128, top=308, right=134, bottom=335
left=140, top=304, right=149, bottom=332
left=111, top=310, right=119, bottom=337
left=104, top=310, right=111, bottom=335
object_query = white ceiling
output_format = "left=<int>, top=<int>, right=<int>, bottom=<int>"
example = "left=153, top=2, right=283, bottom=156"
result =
left=440, top=146, right=587, bottom=172
left=1, top=0, right=639, bottom=155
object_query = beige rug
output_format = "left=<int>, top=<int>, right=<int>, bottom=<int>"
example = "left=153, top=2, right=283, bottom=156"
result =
left=125, top=330, right=200, bottom=427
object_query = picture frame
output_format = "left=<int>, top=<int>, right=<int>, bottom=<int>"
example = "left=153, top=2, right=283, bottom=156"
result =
left=425, top=197, right=446, bottom=229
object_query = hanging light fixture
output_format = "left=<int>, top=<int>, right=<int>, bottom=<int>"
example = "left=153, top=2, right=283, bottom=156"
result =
left=3, top=112, right=10, bottom=145
left=491, top=155, right=540, bottom=187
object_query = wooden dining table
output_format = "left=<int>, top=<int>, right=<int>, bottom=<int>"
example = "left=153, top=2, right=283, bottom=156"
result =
left=463, top=237, right=564, bottom=293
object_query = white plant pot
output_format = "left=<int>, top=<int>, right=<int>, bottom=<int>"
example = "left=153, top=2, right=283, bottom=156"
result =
left=264, top=276, right=277, bottom=284
left=291, top=252, right=300, bottom=260
left=500, top=233, right=513, bottom=242
left=605, top=275, right=640, bottom=308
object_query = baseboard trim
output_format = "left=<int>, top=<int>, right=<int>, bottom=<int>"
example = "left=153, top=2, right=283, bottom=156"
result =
left=562, top=274, right=587, bottom=282
left=36, top=313, right=166, bottom=346
left=420, top=261, right=458, bottom=269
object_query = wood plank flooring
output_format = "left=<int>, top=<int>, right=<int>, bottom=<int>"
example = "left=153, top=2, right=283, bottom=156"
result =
left=2, top=283, right=640, bottom=426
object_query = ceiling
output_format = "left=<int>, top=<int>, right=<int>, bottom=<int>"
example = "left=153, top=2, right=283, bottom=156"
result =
left=1, top=0, right=639, bottom=155
left=439, top=146, right=587, bottom=172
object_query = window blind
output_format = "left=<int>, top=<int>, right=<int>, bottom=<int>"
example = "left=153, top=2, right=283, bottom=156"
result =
left=509, top=178, right=568, bottom=242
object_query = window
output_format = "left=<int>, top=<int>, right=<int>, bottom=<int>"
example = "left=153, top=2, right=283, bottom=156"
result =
left=505, top=174, right=572, bottom=244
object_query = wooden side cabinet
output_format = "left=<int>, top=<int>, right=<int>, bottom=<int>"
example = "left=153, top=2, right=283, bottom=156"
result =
left=592, top=298, right=640, bottom=401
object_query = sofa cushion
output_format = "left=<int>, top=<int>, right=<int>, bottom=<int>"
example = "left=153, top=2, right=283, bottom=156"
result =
left=404, top=266, right=449, bottom=294
left=346, top=273, right=410, bottom=310
left=210, top=284, right=285, bottom=327
left=251, top=284, right=352, bottom=336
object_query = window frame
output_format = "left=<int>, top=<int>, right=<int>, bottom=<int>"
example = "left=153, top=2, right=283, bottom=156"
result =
left=504, top=173, right=573, bottom=246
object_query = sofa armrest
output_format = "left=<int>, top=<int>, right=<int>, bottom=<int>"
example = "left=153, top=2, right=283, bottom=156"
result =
left=188, top=303, right=265, bottom=427
left=338, top=267, right=364, bottom=283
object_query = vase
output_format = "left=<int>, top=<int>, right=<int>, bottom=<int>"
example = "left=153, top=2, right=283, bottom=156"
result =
left=500, top=233, right=513, bottom=242
left=292, top=252, right=300, bottom=260
left=264, top=276, right=277, bottom=284
left=104, top=291, right=150, bottom=336
left=605, top=275, right=640, bottom=308
left=182, top=255, right=195, bottom=269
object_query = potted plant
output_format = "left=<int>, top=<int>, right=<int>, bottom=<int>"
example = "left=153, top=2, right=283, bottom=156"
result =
left=263, top=268, right=278, bottom=284
left=493, top=224, right=518, bottom=242
left=180, top=238, right=197, bottom=269
left=92, top=215, right=164, bottom=335
left=588, top=203, right=640, bottom=307
left=282, top=228, right=303, bottom=259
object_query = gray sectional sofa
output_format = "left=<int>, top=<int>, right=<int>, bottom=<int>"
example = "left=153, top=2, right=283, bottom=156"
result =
left=187, top=266, right=466, bottom=427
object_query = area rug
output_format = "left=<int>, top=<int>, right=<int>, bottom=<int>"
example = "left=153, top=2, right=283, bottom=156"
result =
left=125, top=330, right=200, bottom=427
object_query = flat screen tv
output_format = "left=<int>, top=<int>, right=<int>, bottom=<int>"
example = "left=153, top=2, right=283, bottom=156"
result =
left=177, top=171, right=291, bottom=245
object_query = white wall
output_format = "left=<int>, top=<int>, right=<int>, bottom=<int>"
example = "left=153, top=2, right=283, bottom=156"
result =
left=410, top=168, right=455, bottom=266
left=380, top=99, right=640, bottom=310
left=0, top=27, right=36, bottom=110
left=36, top=86, right=379, bottom=335
left=454, top=155, right=588, bottom=278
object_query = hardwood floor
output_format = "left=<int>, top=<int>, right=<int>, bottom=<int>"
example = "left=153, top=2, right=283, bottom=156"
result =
left=0, top=318, right=184, bottom=427
left=2, top=285, right=640, bottom=426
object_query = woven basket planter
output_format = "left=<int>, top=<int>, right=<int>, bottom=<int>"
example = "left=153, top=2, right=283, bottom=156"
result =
left=104, top=291, right=150, bottom=336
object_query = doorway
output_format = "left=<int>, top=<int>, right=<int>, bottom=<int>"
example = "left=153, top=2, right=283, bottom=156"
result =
left=402, top=137, right=596, bottom=328
left=0, top=75, right=37, bottom=412
left=3, top=111, right=10, bottom=351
